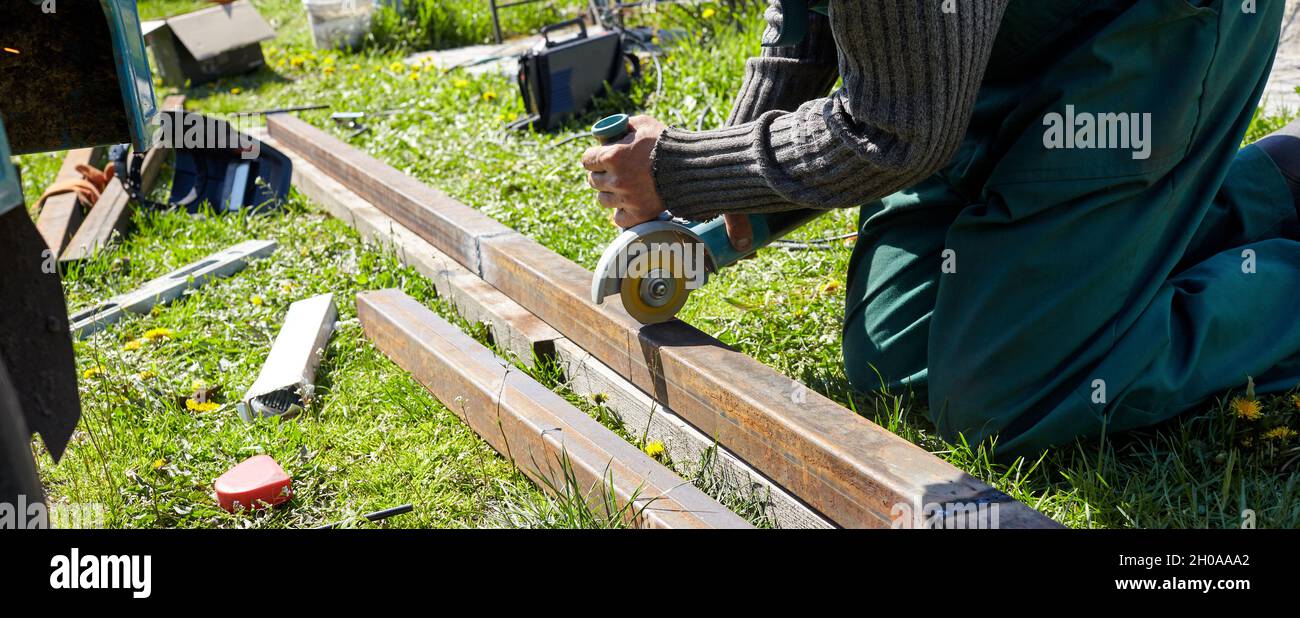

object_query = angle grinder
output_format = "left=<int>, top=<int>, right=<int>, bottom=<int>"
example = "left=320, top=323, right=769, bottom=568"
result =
left=588, top=114, right=820, bottom=324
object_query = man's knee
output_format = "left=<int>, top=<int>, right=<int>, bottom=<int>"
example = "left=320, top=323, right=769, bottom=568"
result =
left=842, top=308, right=929, bottom=395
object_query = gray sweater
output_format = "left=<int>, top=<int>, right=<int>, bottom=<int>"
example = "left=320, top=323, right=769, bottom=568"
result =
left=651, top=0, right=1009, bottom=219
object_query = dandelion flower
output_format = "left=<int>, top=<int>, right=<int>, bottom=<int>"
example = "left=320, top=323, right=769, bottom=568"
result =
left=820, top=280, right=840, bottom=295
left=644, top=441, right=666, bottom=459
left=482, top=91, right=497, bottom=102
left=230, top=87, right=242, bottom=95
left=349, top=63, right=361, bottom=71
left=250, top=295, right=264, bottom=306
left=1230, top=397, right=1262, bottom=421
left=702, top=8, right=716, bottom=19
left=137, top=370, right=156, bottom=380
left=1264, top=427, right=1298, bottom=442
left=409, top=72, right=419, bottom=81
left=123, top=339, right=143, bottom=351
left=323, top=66, right=335, bottom=75
left=151, top=458, right=167, bottom=470
left=390, top=61, right=405, bottom=72
left=83, top=366, right=104, bottom=379
left=185, top=398, right=219, bottom=413
left=453, top=78, right=470, bottom=89
left=290, top=55, right=306, bottom=68
left=143, top=327, right=174, bottom=341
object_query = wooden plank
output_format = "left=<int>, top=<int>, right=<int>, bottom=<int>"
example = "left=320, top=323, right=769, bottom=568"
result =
left=258, top=134, right=829, bottom=527
left=267, top=114, right=1061, bottom=529
left=60, top=95, right=186, bottom=263
left=357, top=289, right=753, bottom=529
left=267, top=114, right=514, bottom=274
left=35, top=147, right=106, bottom=256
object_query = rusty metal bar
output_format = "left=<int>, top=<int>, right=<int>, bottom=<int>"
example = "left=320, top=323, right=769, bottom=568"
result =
left=258, top=133, right=830, bottom=527
left=270, top=136, right=560, bottom=366
left=266, top=113, right=1060, bottom=529
left=357, top=289, right=752, bottom=529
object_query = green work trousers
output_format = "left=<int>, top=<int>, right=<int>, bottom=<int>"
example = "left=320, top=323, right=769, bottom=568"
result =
left=842, top=0, right=1298, bottom=456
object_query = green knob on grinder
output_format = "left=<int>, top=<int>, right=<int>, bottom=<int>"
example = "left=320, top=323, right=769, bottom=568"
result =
left=592, top=114, right=630, bottom=143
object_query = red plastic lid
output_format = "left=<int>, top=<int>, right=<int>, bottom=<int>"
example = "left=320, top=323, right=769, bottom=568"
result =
left=214, top=454, right=292, bottom=512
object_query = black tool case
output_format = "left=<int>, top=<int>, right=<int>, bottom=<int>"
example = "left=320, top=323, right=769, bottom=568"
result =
left=513, top=19, right=638, bottom=132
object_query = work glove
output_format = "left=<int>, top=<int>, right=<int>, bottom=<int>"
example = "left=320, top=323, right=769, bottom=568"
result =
left=36, top=162, right=116, bottom=210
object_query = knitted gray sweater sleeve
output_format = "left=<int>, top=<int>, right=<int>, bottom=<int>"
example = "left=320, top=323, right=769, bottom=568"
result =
left=651, top=0, right=1009, bottom=219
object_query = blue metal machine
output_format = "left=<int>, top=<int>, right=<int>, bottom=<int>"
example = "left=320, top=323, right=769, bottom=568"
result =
left=0, top=0, right=159, bottom=505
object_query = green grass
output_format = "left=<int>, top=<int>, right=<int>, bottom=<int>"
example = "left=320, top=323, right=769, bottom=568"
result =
left=15, top=0, right=1300, bottom=528
left=370, top=0, right=592, bottom=51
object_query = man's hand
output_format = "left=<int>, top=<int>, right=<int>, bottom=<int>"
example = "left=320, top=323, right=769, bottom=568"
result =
left=581, top=115, right=667, bottom=229
left=579, top=116, right=756, bottom=252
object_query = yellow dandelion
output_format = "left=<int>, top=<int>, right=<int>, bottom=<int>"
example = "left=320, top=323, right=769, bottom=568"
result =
left=820, top=280, right=840, bottom=295
left=82, top=366, right=105, bottom=379
left=453, top=78, right=470, bottom=89
left=185, top=398, right=219, bottom=413
left=137, top=370, right=156, bottom=380
left=151, top=458, right=167, bottom=470
left=280, top=281, right=294, bottom=293
left=409, top=72, right=419, bottom=81
left=1264, top=427, right=1298, bottom=442
left=702, top=7, right=716, bottom=19
left=349, top=63, right=361, bottom=71
left=1230, top=397, right=1262, bottom=421
left=322, top=55, right=335, bottom=65
left=230, top=87, right=242, bottom=95
left=290, top=55, right=306, bottom=68
left=323, top=65, right=335, bottom=75
left=143, top=327, right=174, bottom=341
left=482, top=91, right=497, bottom=102
left=390, top=61, right=405, bottom=72
left=123, top=339, right=143, bottom=351
left=644, top=441, right=666, bottom=459
left=275, top=58, right=286, bottom=68
left=250, top=295, right=264, bottom=306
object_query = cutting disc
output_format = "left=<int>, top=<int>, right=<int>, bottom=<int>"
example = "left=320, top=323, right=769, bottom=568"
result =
left=616, top=228, right=698, bottom=324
